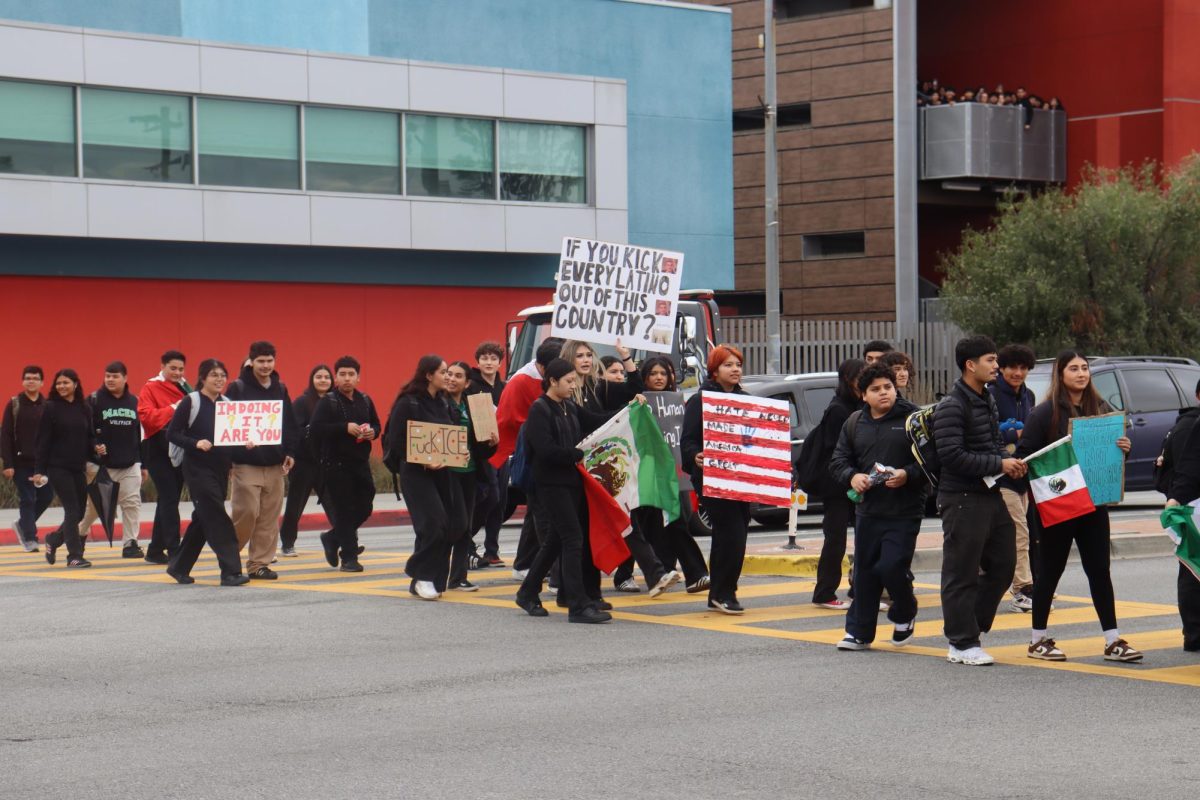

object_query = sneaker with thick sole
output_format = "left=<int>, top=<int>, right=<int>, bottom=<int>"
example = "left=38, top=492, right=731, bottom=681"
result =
left=837, top=636, right=871, bottom=651
left=947, top=645, right=995, bottom=666
left=708, top=598, right=746, bottom=616
left=450, top=579, right=479, bottom=592
left=891, top=621, right=916, bottom=648
left=414, top=580, right=439, bottom=600
left=22, top=539, right=39, bottom=553
left=66, top=558, right=92, bottom=568
left=686, top=575, right=710, bottom=594
left=814, top=599, right=851, bottom=611
left=1010, top=591, right=1033, bottom=613
left=486, top=555, right=506, bottom=567
left=339, top=560, right=364, bottom=573
left=515, top=594, right=549, bottom=617
left=122, top=542, right=144, bottom=559
left=1103, top=639, right=1144, bottom=662
left=249, top=566, right=278, bottom=580
left=615, top=578, right=641, bottom=593
left=648, top=570, right=681, bottom=598
left=1028, top=637, right=1066, bottom=661
left=280, top=546, right=298, bottom=558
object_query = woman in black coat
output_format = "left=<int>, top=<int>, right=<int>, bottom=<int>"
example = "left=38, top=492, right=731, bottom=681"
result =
left=279, top=364, right=333, bottom=556
left=33, top=369, right=94, bottom=568
left=444, top=360, right=498, bottom=591
left=681, top=345, right=752, bottom=615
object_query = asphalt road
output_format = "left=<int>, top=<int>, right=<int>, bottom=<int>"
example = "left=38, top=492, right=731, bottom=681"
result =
left=2, top=536, right=1196, bottom=800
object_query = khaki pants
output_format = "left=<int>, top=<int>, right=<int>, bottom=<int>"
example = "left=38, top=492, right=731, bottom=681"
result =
left=81, top=463, right=142, bottom=545
left=1000, top=487, right=1032, bottom=592
left=231, top=464, right=285, bottom=572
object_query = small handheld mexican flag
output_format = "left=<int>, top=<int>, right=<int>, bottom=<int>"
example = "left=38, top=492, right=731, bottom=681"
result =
left=1025, top=435, right=1096, bottom=526
left=1160, top=502, right=1200, bottom=581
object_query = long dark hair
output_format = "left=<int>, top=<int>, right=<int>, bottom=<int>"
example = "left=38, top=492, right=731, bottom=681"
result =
left=300, top=363, right=333, bottom=413
left=542, top=358, right=576, bottom=392
left=400, top=354, right=445, bottom=397
left=447, top=360, right=471, bottom=399
left=639, top=356, right=677, bottom=392
left=1049, top=350, right=1102, bottom=434
left=835, top=358, right=865, bottom=404
left=48, top=368, right=83, bottom=404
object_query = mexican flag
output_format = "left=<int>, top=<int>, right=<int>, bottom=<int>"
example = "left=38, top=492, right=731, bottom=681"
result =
left=1025, top=435, right=1096, bottom=526
left=578, top=402, right=682, bottom=522
left=1160, top=503, right=1200, bottom=581
left=577, top=464, right=632, bottom=574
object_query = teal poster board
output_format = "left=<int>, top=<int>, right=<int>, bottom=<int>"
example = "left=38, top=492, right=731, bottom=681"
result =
left=1069, top=413, right=1126, bottom=506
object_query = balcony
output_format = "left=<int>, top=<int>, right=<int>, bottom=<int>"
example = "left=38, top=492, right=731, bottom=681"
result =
left=919, top=104, right=1066, bottom=184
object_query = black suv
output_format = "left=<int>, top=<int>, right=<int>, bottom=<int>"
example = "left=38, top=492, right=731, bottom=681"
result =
left=1025, top=356, right=1200, bottom=491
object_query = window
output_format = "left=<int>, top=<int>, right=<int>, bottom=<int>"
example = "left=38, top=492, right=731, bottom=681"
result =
left=197, top=98, right=299, bottom=189
left=777, top=0, right=874, bottom=20
left=305, top=107, right=400, bottom=194
left=802, top=232, right=866, bottom=260
left=405, top=114, right=494, bottom=199
left=804, top=387, right=835, bottom=426
left=82, top=88, right=191, bottom=183
left=1092, top=371, right=1123, bottom=410
left=0, top=80, right=75, bottom=177
left=1170, top=368, right=1200, bottom=407
left=1122, top=369, right=1181, bottom=413
left=732, top=104, right=811, bottom=132
left=499, top=122, right=585, bottom=203
left=772, top=393, right=801, bottom=429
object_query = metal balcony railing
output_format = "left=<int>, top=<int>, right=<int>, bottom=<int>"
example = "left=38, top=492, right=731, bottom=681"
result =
left=919, top=104, right=1066, bottom=183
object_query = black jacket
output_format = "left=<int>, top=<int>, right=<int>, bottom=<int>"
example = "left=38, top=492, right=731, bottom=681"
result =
left=1, top=393, right=45, bottom=470
left=385, top=390, right=458, bottom=468
left=524, top=393, right=612, bottom=488
left=681, top=379, right=750, bottom=499
left=829, top=398, right=927, bottom=519
left=168, top=392, right=232, bottom=474
left=810, top=393, right=863, bottom=496
left=933, top=379, right=1006, bottom=493
left=594, top=372, right=643, bottom=411
left=311, top=389, right=381, bottom=466
left=291, top=389, right=325, bottom=464
left=225, top=366, right=298, bottom=466
left=35, top=398, right=94, bottom=473
left=466, top=368, right=505, bottom=407
left=1168, top=408, right=1200, bottom=503
left=90, top=388, right=140, bottom=469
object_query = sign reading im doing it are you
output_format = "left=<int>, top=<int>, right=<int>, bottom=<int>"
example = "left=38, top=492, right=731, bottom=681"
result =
left=215, top=400, right=283, bottom=446
left=551, top=236, right=684, bottom=354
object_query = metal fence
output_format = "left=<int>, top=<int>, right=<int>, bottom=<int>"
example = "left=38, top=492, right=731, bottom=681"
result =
left=723, top=318, right=967, bottom=403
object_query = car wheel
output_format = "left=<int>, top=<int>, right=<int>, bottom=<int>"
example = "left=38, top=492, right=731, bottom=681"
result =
left=690, top=505, right=712, bottom=538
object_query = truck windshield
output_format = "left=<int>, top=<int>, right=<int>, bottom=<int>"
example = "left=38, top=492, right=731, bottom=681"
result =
left=509, top=314, right=684, bottom=377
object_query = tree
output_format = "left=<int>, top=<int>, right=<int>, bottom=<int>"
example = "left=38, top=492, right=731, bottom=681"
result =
left=940, top=157, right=1200, bottom=357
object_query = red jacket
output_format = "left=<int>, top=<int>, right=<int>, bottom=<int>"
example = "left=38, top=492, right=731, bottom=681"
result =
left=138, top=375, right=187, bottom=439
left=489, top=363, right=543, bottom=468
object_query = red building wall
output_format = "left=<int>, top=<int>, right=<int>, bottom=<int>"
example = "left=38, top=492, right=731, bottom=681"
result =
left=1, top=276, right=547, bottom=448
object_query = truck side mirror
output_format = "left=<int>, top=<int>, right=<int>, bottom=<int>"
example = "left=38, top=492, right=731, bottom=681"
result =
left=680, top=354, right=702, bottom=389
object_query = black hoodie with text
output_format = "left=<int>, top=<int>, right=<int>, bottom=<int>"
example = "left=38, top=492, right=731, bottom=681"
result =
left=225, top=365, right=299, bottom=467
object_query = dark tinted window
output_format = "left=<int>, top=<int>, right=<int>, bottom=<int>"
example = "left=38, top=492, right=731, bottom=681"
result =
left=1092, top=371, right=1123, bottom=410
left=804, top=386, right=835, bottom=424
left=1170, top=368, right=1200, bottom=407
left=1122, top=368, right=1181, bottom=413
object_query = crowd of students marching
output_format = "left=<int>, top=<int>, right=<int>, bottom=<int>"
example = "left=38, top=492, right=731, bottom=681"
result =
left=2, top=334, right=1198, bottom=650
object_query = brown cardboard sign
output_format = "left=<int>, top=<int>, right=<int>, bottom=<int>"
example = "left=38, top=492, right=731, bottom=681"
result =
left=407, top=420, right=470, bottom=468
left=467, top=393, right=499, bottom=442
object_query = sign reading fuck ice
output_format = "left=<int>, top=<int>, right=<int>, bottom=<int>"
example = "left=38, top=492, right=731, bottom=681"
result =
left=214, top=400, right=284, bottom=446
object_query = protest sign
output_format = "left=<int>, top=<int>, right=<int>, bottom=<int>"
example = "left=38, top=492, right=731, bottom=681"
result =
left=407, top=420, right=470, bottom=468
left=645, top=391, right=691, bottom=491
left=551, top=236, right=684, bottom=354
left=466, top=393, right=498, bottom=442
left=700, top=393, right=792, bottom=507
left=1069, top=412, right=1127, bottom=505
left=578, top=403, right=680, bottom=520
left=215, top=400, right=283, bottom=447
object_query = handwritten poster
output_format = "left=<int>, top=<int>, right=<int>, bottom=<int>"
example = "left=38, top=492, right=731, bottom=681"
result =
left=407, top=420, right=470, bottom=468
left=466, top=393, right=498, bottom=442
left=700, top=393, right=792, bottom=507
left=1069, top=412, right=1126, bottom=505
left=215, top=400, right=283, bottom=446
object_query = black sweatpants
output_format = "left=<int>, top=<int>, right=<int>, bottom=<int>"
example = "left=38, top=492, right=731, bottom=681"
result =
left=704, top=496, right=750, bottom=604
left=1031, top=508, right=1117, bottom=631
left=46, top=467, right=86, bottom=561
left=845, top=514, right=920, bottom=643
left=518, top=481, right=601, bottom=613
left=279, top=458, right=327, bottom=549
left=939, top=490, right=1016, bottom=649
left=634, top=502, right=708, bottom=585
left=814, top=490, right=854, bottom=603
left=403, top=463, right=465, bottom=592
left=1179, top=562, right=1200, bottom=651
left=323, top=461, right=375, bottom=564
left=144, top=441, right=183, bottom=558
left=170, top=462, right=242, bottom=578
left=448, top=469, right=478, bottom=586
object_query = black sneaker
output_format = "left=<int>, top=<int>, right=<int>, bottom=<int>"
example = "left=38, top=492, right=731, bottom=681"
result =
left=166, top=569, right=195, bottom=584
left=249, top=566, right=278, bottom=580
left=319, top=532, right=338, bottom=567
left=450, top=579, right=479, bottom=592
left=516, top=594, right=549, bottom=617
left=143, top=552, right=169, bottom=565
left=44, top=541, right=57, bottom=565
left=568, top=607, right=612, bottom=624
left=708, top=598, right=745, bottom=616
left=837, top=636, right=871, bottom=651
left=220, top=574, right=250, bottom=586
left=891, top=618, right=916, bottom=647
left=593, top=599, right=613, bottom=611
left=468, top=554, right=489, bottom=570
left=66, top=558, right=91, bottom=569
left=339, top=560, right=364, bottom=573
left=122, top=541, right=144, bottom=559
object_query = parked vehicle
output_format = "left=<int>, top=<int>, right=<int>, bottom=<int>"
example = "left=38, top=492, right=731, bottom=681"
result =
left=1025, top=356, right=1200, bottom=491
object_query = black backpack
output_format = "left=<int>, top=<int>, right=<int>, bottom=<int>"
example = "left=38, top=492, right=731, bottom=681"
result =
left=905, top=398, right=949, bottom=489
left=795, top=401, right=853, bottom=496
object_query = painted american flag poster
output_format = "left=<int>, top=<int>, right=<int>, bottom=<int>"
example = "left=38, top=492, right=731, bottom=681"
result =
left=700, top=393, right=792, bottom=507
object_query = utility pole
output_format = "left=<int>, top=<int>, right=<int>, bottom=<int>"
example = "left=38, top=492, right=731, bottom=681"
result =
left=763, top=0, right=782, bottom=374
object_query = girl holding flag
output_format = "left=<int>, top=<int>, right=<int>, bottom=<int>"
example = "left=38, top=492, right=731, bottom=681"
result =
left=1016, top=351, right=1141, bottom=662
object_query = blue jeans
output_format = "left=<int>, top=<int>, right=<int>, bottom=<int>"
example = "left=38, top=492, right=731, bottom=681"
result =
left=13, top=466, right=54, bottom=542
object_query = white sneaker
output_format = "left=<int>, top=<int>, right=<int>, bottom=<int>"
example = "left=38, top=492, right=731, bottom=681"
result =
left=512, top=568, right=529, bottom=581
left=1009, top=592, right=1033, bottom=613
left=22, top=539, right=39, bottom=553
left=878, top=602, right=890, bottom=613
left=947, top=645, right=995, bottom=666
left=414, top=581, right=440, bottom=600
left=648, top=570, right=681, bottom=598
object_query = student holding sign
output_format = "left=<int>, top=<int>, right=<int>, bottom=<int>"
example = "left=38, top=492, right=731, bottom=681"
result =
left=681, top=345, right=752, bottom=615
left=1016, top=351, right=1141, bottom=663
left=164, top=359, right=247, bottom=586
left=445, top=361, right=498, bottom=592
left=386, top=355, right=467, bottom=601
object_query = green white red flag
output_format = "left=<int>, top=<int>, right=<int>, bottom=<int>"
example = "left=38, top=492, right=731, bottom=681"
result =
left=1025, top=435, right=1096, bottom=526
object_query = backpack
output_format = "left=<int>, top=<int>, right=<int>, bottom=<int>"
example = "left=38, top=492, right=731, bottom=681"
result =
left=1155, top=412, right=1199, bottom=496
left=509, top=421, right=535, bottom=493
left=905, top=398, right=950, bottom=489
left=168, top=391, right=205, bottom=467
left=795, top=401, right=855, bottom=495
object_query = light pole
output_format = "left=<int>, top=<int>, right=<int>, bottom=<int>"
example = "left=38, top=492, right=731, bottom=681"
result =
left=763, top=0, right=781, bottom=374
